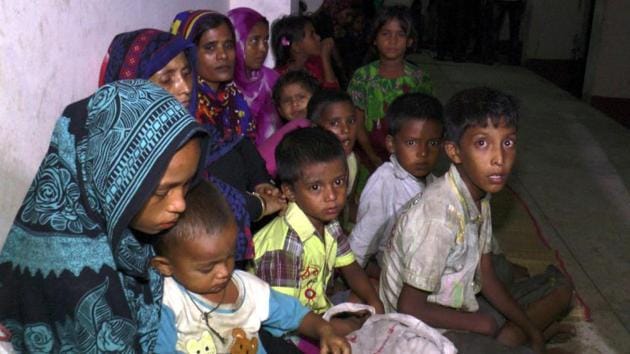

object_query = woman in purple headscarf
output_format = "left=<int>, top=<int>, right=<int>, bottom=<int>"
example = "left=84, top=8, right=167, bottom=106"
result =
left=228, top=7, right=280, bottom=145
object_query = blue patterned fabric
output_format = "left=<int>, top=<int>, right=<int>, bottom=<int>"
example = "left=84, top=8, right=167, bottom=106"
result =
left=0, top=80, right=207, bottom=353
left=208, top=175, right=254, bottom=261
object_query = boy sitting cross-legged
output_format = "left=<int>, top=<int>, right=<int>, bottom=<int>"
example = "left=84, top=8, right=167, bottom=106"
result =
left=254, top=127, right=384, bottom=337
left=151, top=180, right=350, bottom=354
left=349, top=92, right=443, bottom=278
left=379, top=87, right=573, bottom=353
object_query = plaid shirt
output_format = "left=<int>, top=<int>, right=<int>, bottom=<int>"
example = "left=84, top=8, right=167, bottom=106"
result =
left=253, top=202, right=355, bottom=314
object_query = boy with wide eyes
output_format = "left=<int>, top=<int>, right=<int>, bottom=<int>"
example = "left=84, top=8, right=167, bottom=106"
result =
left=379, top=87, right=573, bottom=353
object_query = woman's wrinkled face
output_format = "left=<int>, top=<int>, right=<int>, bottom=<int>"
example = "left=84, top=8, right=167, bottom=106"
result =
left=197, top=22, right=235, bottom=91
left=244, top=21, right=269, bottom=71
left=149, top=52, right=192, bottom=108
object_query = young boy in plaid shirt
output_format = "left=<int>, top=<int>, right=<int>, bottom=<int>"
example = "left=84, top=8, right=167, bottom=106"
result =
left=253, top=127, right=383, bottom=336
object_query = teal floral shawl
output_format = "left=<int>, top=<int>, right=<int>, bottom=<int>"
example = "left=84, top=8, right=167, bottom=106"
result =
left=0, top=80, right=206, bottom=353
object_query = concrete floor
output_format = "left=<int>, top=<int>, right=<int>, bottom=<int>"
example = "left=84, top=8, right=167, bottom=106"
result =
left=410, top=53, right=630, bottom=353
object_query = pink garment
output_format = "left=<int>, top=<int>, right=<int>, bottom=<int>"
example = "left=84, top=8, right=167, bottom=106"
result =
left=228, top=7, right=281, bottom=145
left=257, top=118, right=311, bottom=177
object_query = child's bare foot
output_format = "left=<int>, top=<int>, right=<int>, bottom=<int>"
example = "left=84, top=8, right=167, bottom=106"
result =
left=544, top=322, right=576, bottom=344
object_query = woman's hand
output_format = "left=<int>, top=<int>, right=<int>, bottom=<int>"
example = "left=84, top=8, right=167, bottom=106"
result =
left=254, top=183, right=286, bottom=216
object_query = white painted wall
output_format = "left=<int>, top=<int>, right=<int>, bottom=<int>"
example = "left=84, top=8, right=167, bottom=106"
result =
left=583, top=1, right=630, bottom=99
left=0, top=0, right=291, bottom=248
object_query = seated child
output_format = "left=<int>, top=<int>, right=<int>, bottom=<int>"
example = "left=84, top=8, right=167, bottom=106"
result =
left=257, top=70, right=319, bottom=177
left=152, top=181, right=350, bottom=354
left=275, top=70, right=320, bottom=122
left=254, top=127, right=384, bottom=336
left=306, top=89, right=358, bottom=197
left=379, top=87, right=573, bottom=353
left=350, top=92, right=443, bottom=275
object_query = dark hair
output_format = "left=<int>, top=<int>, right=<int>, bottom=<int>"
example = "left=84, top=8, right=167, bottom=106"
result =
left=272, top=70, right=319, bottom=106
left=276, top=127, right=346, bottom=184
left=387, top=93, right=443, bottom=136
left=443, top=87, right=519, bottom=143
left=154, top=180, right=235, bottom=257
left=307, top=89, right=354, bottom=124
left=365, top=5, right=416, bottom=62
left=271, top=15, right=312, bottom=68
left=188, top=12, right=235, bottom=46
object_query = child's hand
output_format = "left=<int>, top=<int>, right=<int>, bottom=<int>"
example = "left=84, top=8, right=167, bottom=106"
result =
left=368, top=299, right=384, bottom=315
left=318, top=325, right=351, bottom=354
left=321, top=38, right=335, bottom=59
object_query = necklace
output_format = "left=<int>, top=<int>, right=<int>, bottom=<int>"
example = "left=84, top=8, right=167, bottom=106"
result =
left=187, top=287, right=228, bottom=344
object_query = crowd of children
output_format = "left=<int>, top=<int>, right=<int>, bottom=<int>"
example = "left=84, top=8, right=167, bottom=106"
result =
left=0, top=3, right=574, bottom=354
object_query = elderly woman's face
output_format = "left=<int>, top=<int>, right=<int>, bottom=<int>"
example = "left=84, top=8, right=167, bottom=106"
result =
left=149, top=53, right=192, bottom=108
left=196, top=22, right=235, bottom=91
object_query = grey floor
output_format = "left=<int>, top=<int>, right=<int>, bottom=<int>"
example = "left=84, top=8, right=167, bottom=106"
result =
left=410, top=53, right=630, bottom=353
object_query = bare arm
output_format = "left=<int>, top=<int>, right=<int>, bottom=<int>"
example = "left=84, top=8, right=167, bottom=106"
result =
left=354, top=108, right=382, bottom=169
left=480, top=254, right=545, bottom=353
left=339, top=261, right=384, bottom=314
left=298, top=312, right=351, bottom=354
left=398, top=283, right=498, bottom=335
left=320, top=38, right=339, bottom=86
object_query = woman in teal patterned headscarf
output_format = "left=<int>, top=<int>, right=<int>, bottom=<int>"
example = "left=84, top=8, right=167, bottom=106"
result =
left=0, top=80, right=207, bottom=353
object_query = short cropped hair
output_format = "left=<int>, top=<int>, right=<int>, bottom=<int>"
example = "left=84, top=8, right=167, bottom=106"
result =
left=307, top=89, right=354, bottom=124
left=386, top=93, right=443, bottom=136
left=444, top=87, right=519, bottom=143
left=272, top=70, right=319, bottom=106
left=154, top=180, right=234, bottom=257
left=276, top=127, right=346, bottom=184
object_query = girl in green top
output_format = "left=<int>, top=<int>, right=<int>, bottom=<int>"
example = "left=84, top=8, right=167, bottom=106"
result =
left=348, top=6, right=433, bottom=166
